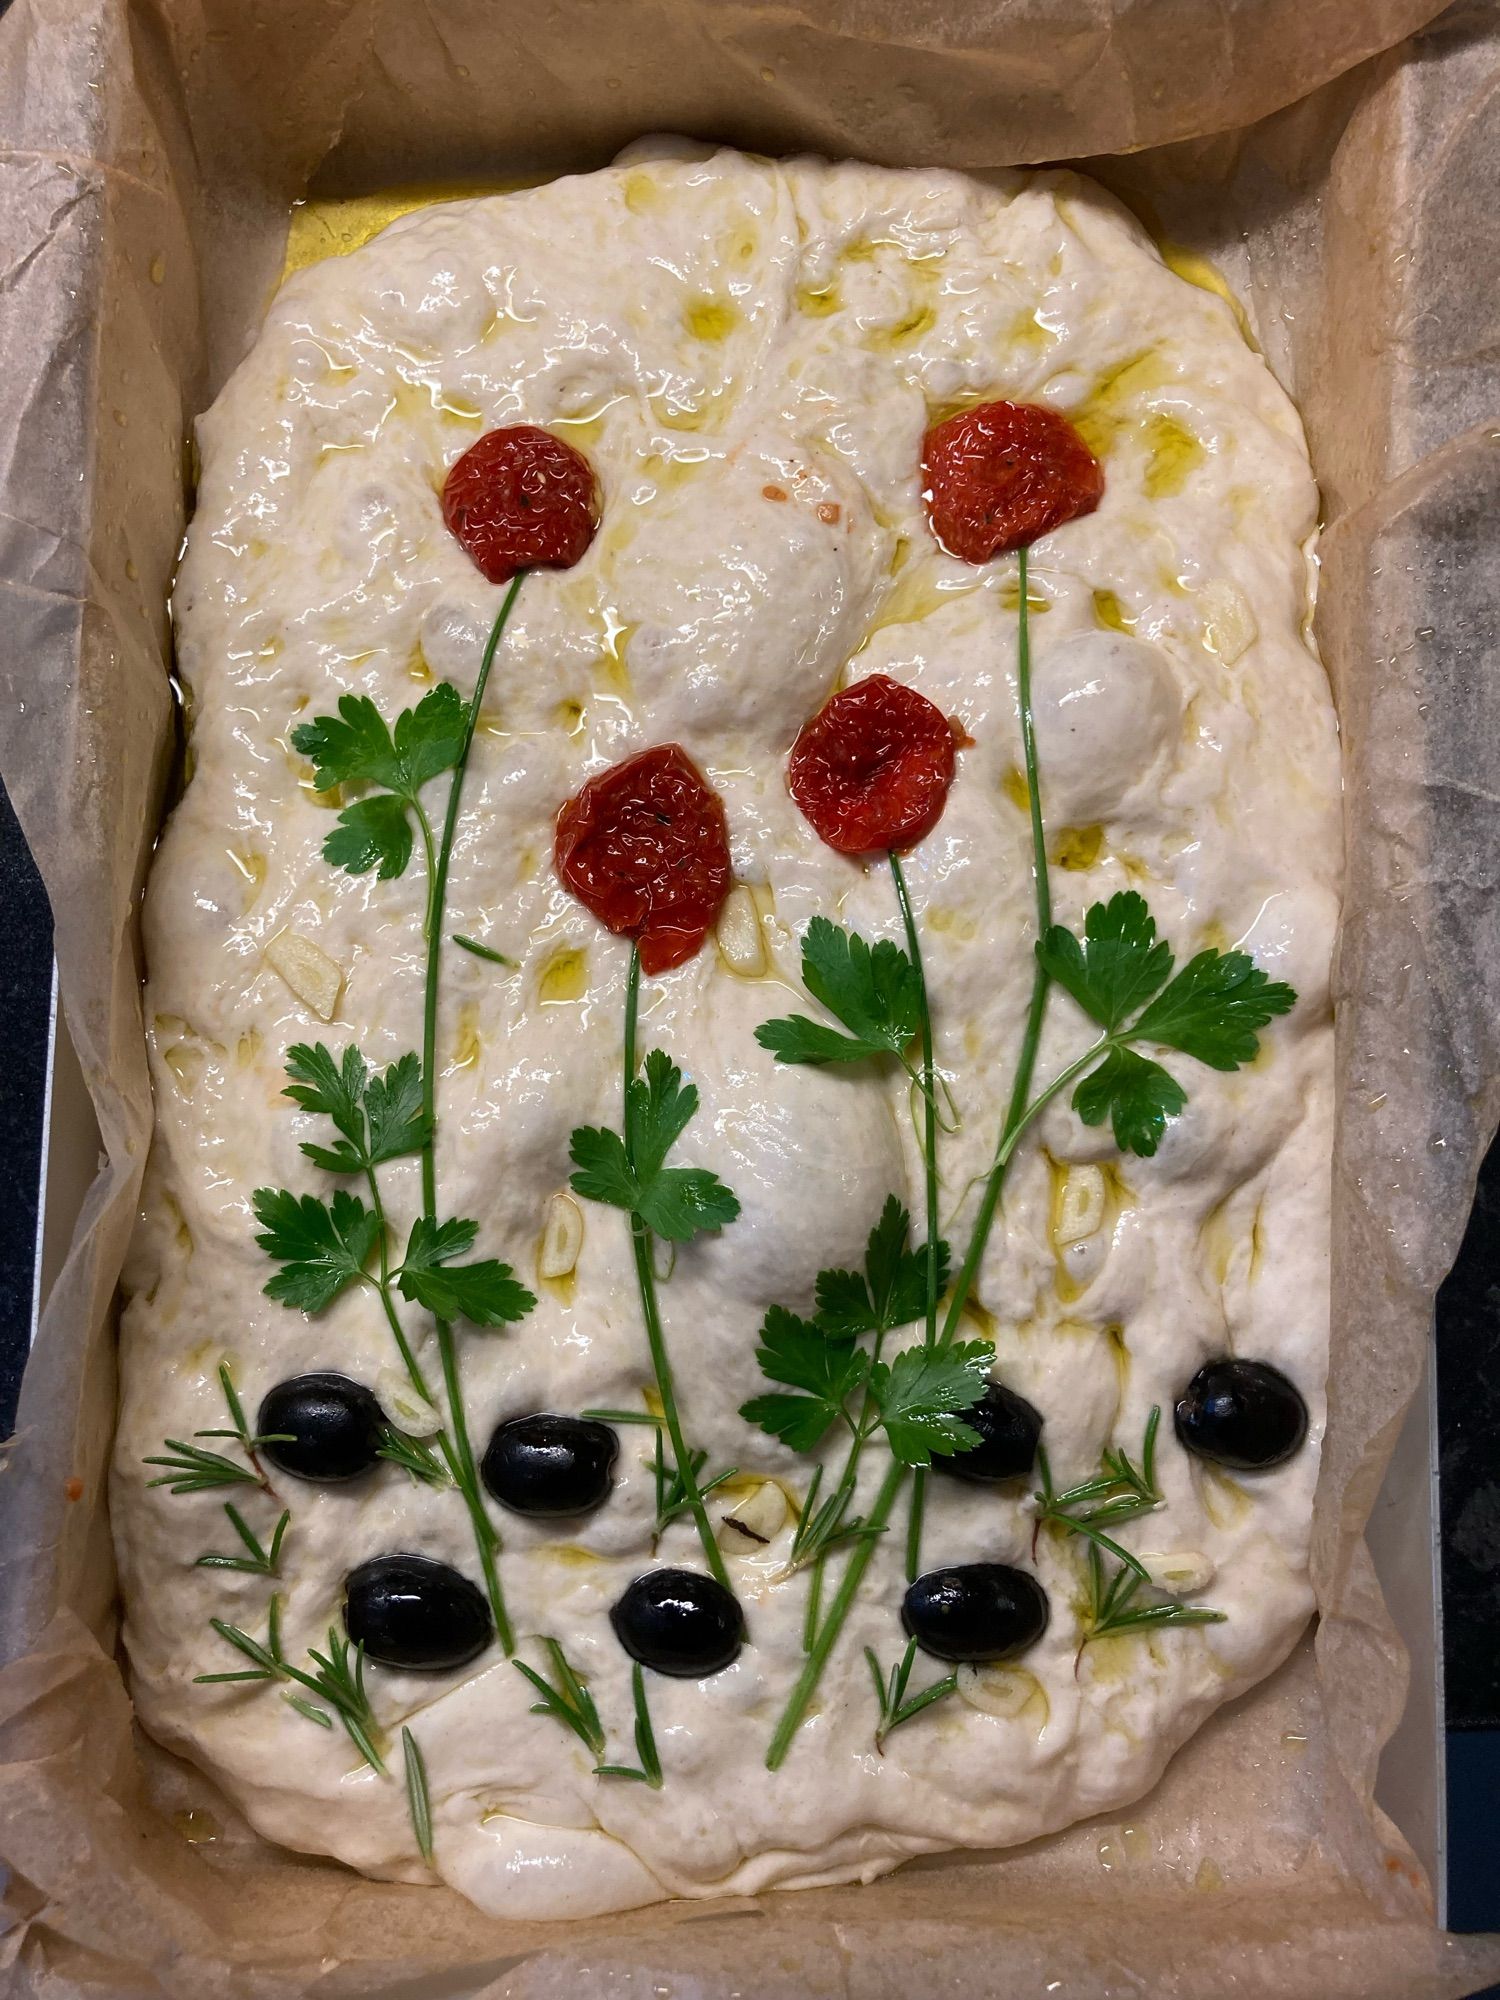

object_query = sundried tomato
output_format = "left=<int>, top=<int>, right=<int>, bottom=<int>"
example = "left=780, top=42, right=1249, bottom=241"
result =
left=789, top=676, right=958, bottom=855
left=442, top=425, right=599, bottom=584
left=555, top=745, right=732, bottom=974
left=921, top=400, right=1102, bottom=561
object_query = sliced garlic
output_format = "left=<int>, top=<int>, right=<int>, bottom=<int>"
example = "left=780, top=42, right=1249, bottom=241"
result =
left=715, top=883, right=767, bottom=977
left=538, top=1191, right=584, bottom=1280
left=717, top=1479, right=789, bottom=1551
left=1141, top=1549, right=1216, bottom=1596
left=375, top=1367, right=443, bottom=1437
left=1200, top=580, right=1258, bottom=666
left=264, top=929, right=343, bottom=1021
left=1056, top=1164, right=1106, bottom=1246
left=958, top=1662, right=1046, bottom=1721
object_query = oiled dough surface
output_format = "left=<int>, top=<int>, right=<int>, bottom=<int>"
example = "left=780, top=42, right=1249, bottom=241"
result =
left=116, top=143, right=1340, bottom=1918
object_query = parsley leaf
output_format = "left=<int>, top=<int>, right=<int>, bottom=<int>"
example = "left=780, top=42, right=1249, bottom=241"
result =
left=285, top=1043, right=429, bottom=1175
left=396, top=1215, right=536, bottom=1327
left=1035, top=891, right=1172, bottom=1031
left=363, top=1053, right=428, bottom=1164
left=814, top=1194, right=950, bottom=1340
left=1036, top=895, right=1299, bottom=1157
left=292, top=685, right=466, bottom=796
left=567, top=1126, right=639, bottom=1210
left=252, top=1188, right=379, bottom=1312
left=283, top=1043, right=366, bottom=1146
left=569, top=1050, right=741, bottom=1244
left=739, top=1306, right=868, bottom=1452
left=322, top=794, right=417, bottom=881
left=756, top=917, right=922, bottom=1067
left=291, top=685, right=467, bottom=881
left=1072, top=1046, right=1187, bottom=1158
left=867, top=1340, right=993, bottom=1468
left=1130, top=949, right=1297, bottom=1070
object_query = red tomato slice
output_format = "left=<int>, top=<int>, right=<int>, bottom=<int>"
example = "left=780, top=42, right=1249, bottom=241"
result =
left=442, top=425, right=600, bottom=584
left=789, top=676, right=958, bottom=855
left=922, top=400, right=1102, bottom=561
left=555, top=745, right=732, bottom=975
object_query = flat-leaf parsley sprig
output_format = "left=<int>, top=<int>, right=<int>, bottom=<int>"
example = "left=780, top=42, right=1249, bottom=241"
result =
left=755, top=910, right=952, bottom=1575
left=763, top=542, right=1297, bottom=1768
left=569, top=949, right=742, bottom=1590
left=263, top=572, right=534, bottom=1656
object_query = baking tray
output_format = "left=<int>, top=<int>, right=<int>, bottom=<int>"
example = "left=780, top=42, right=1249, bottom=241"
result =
left=3, top=1, right=1499, bottom=1993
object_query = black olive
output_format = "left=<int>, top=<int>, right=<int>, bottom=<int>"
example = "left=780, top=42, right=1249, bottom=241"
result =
left=258, top=1373, right=385, bottom=1483
left=481, top=1413, right=618, bottom=1517
left=345, top=1553, right=492, bottom=1672
left=931, top=1381, right=1042, bottom=1484
left=902, top=1562, right=1049, bottom=1664
left=1174, top=1358, right=1308, bottom=1471
left=609, top=1568, right=744, bottom=1677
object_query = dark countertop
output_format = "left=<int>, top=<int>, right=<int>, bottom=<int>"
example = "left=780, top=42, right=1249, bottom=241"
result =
left=0, top=777, right=1494, bottom=1964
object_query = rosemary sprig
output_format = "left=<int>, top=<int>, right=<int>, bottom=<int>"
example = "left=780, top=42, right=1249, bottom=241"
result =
left=144, top=1440, right=263, bottom=1496
left=581, top=1407, right=666, bottom=1429
left=196, top=1595, right=385, bottom=1773
left=146, top=1362, right=287, bottom=1494
left=194, top=1504, right=290, bottom=1576
left=865, top=1636, right=958, bottom=1752
left=376, top=1425, right=452, bottom=1487
left=452, top=932, right=515, bottom=966
left=1033, top=1406, right=1164, bottom=1580
left=651, top=1432, right=738, bottom=1543
left=1079, top=1542, right=1226, bottom=1660
left=594, top=1663, right=664, bottom=1788
left=403, top=1725, right=435, bottom=1863
left=514, top=1638, right=606, bottom=1760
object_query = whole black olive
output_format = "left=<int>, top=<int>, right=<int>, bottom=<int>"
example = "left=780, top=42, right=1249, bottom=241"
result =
left=481, top=1413, right=618, bottom=1517
left=931, top=1381, right=1042, bottom=1484
left=345, top=1553, right=491, bottom=1672
left=902, top=1562, right=1049, bottom=1664
left=1174, top=1358, right=1308, bottom=1471
left=258, top=1373, right=384, bottom=1483
left=609, top=1568, right=744, bottom=1677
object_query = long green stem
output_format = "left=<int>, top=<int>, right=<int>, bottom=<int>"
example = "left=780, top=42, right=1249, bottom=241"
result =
left=935, top=542, right=1053, bottom=1348
left=622, top=947, right=732, bottom=1593
left=363, top=1168, right=431, bottom=1401
left=889, top=850, right=939, bottom=1581
left=414, top=574, right=525, bottom=1657
left=768, top=542, right=1057, bottom=1764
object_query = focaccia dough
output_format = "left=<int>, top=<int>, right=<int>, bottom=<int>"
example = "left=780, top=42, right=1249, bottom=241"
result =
left=115, top=143, right=1339, bottom=1918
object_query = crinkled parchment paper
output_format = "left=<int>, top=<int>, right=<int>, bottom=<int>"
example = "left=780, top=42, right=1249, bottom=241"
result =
left=1, top=1, right=1498, bottom=1993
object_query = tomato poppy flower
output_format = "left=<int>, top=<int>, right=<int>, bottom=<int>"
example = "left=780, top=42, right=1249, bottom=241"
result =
left=555, top=745, right=732, bottom=974
left=922, top=400, right=1102, bottom=562
left=442, top=425, right=600, bottom=584
left=789, top=676, right=959, bottom=855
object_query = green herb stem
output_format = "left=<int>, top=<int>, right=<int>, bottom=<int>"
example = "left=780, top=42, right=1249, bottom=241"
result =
left=768, top=1455, right=906, bottom=1770
left=935, top=542, right=1054, bottom=1352
left=420, top=574, right=524, bottom=1214
left=414, top=574, right=525, bottom=1657
left=889, top=849, right=940, bottom=1580
left=622, top=946, right=732, bottom=1593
